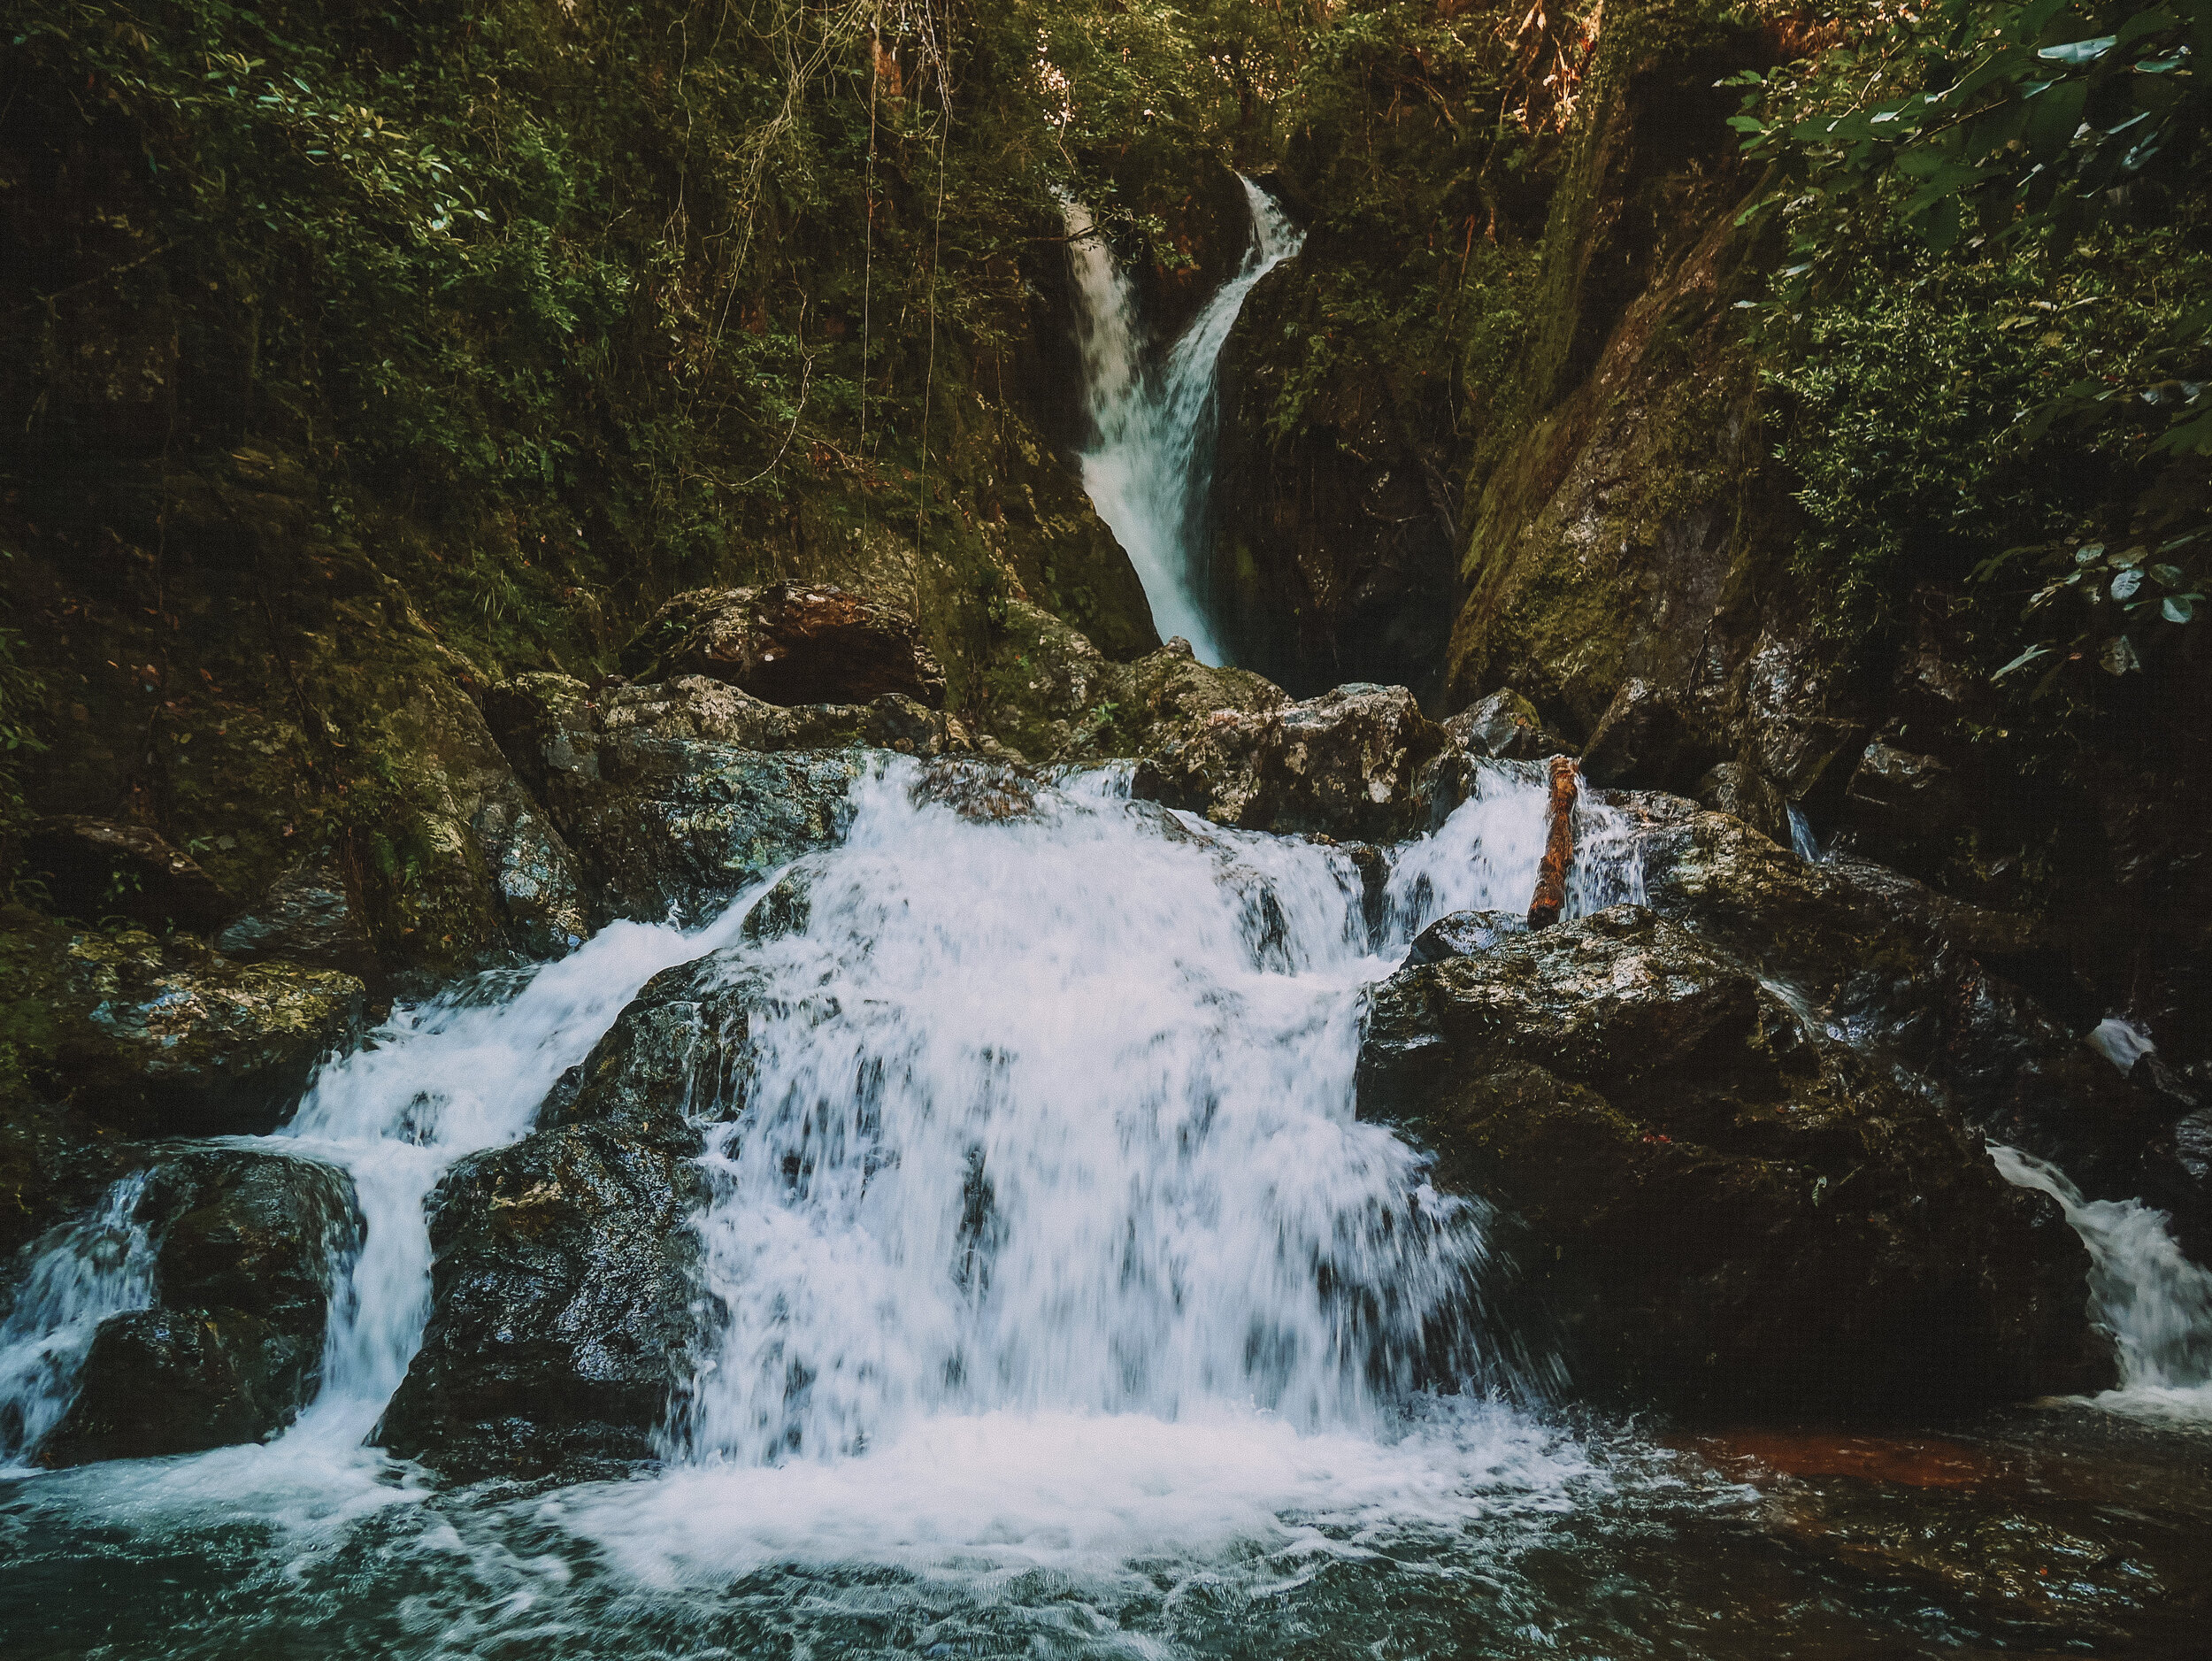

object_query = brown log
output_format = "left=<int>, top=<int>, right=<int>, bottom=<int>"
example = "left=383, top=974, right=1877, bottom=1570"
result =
left=1526, top=756, right=1579, bottom=929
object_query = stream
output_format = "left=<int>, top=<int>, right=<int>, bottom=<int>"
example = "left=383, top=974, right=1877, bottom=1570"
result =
left=3, top=196, right=2211, bottom=1661
left=2, top=762, right=2209, bottom=1657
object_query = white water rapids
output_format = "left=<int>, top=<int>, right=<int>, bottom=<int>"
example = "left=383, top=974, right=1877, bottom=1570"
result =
left=1067, top=178, right=1302, bottom=664
left=0, top=762, right=1617, bottom=1568
left=5, top=755, right=2211, bottom=1636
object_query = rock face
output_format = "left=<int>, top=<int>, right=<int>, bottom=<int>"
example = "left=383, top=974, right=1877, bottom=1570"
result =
left=1358, top=904, right=2108, bottom=1416
left=1132, top=681, right=1449, bottom=842
left=482, top=673, right=872, bottom=924
left=1206, top=259, right=1460, bottom=704
left=40, top=1147, right=359, bottom=1465
left=622, top=583, right=948, bottom=709
left=380, top=950, right=764, bottom=1477
left=54, top=930, right=365, bottom=1135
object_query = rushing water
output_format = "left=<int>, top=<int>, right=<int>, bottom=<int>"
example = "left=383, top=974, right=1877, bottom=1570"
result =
left=1992, top=1144, right=2212, bottom=1418
left=4, top=761, right=2212, bottom=1658
left=1068, top=179, right=1303, bottom=663
left=0, top=1173, right=155, bottom=1462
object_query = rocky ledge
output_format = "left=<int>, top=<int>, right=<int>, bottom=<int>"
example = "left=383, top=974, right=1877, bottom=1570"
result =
left=1359, top=903, right=2109, bottom=1416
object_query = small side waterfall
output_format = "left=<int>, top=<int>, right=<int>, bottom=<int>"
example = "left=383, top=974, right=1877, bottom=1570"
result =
left=269, top=910, right=756, bottom=1454
left=1067, top=178, right=1304, bottom=665
left=0, top=1173, right=156, bottom=1464
left=1993, top=1144, right=2212, bottom=1416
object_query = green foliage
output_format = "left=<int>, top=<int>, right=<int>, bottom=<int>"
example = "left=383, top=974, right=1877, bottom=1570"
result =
left=1729, top=0, right=2208, bottom=263
left=1727, top=0, right=2211, bottom=681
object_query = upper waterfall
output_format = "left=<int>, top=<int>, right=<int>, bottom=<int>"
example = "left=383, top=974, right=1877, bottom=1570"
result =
left=1066, top=178, right=1304, bottom=665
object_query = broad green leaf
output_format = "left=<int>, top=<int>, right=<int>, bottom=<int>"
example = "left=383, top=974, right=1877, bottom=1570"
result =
left=1993, top=643, right=2053, bottom=679
left=2112, top=567, right=2144, bottom=600
left=2026, top=79, right=2087, bottom=159
left=2037, top=36, right=2117, bottom=64
left=2101, top=634, right=2143, bottom=673
left=2164, top=596, right=2196, bottom=623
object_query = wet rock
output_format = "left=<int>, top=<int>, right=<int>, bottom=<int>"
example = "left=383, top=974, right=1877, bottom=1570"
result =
left=1358, top=904, right=2107, bottom=1416
left=41, top=1147, right=359, bottom=1465
left=1132, top=681, right=1448, bottom=842
left=1444, top=689, right=1569, bottom=762
left=548, top=949, right=770, bottom=1136
left=56, top=930, right=365, bottom=1135
left=620, top=582, right=947, bottom=709
left=1404, top=909, right=1527, bottom=967
left=380, top=950, right=772, bottom=1478
left=1843, top=739, right=1970, bottom=850
left=22, top=816, right=234, bottom=932
left=213, top=849, right=376, bottom=975
left=484, top=672, right=868, bottom=924
left=376, top=1122, right=708, bottom=1479
left=1579, top=678, right=1703, bottom=790
left=1693, top=760, right=1788, bottom=845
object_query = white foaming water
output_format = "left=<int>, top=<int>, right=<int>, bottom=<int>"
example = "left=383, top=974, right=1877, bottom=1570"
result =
left=0, top=757, right=1627, bottom=1590
left=1068, top=177, right=1303, bottom=664
left=0, top=1172, right=156, bottom=1465
left=552, top=760, right=1624, bottom=1579
left=273, top=907, right=757, bottom=1453
left=1992, top=1143, right=2212, bottom=1420
left=2088, top=1015, right=2156, bottom=1075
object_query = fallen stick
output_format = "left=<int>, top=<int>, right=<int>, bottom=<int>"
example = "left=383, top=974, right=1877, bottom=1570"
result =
left=1526, top=756, right=1579, bottom=928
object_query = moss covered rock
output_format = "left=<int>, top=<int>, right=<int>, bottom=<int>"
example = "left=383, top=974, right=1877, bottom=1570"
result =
left=42, top=927, right=366, bottom=1137
left=1358, top=904, right=2108, bottom=1415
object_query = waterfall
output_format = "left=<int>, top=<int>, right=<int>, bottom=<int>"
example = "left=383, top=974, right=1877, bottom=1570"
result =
left=0, top=763, right=1638, bottom=1498
left=1067, top=177, right=1304, bottom=665
left=1992, top=1144, right=2212, bottom=1418
left=0, top=1173, right=156, bottom=1465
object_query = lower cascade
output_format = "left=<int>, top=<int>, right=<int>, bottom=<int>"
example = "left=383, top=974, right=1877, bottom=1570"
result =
left=4, top=757, right=2211, bottom=1656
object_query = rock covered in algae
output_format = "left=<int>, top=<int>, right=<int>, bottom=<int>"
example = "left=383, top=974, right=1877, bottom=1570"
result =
left=619, top=581, right=947, bottom=708
left=54, top=928, right=366, bottom=1136
left=40, top=1146, right=360, bottom=1465
left=1358, top=903, right=2110, bottom=1416
left=1132, top=681, right=1449, bottom=842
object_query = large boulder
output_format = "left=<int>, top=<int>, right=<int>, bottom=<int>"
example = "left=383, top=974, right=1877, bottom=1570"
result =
left=1132, top=681, right=1449, bottom=842
left=38, top=1146, right=359, bottom=1465
left=1444, top=689, right=1572, bottom=763
left=212, top=847, right=377, bottom=974
left=976, top=602, right=1287, bottom=765
left=481, top=673, right=872, bottom=924
left=1621, top=801, right=2185, bottom=1202
left=379, top=949, right=766, bottom=1477
left=52, top=929, right=366, bottom=1135
left=620, top=582, right=947, bottom=709
left=1357, top=904, right=2108, bottom=1416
